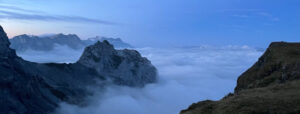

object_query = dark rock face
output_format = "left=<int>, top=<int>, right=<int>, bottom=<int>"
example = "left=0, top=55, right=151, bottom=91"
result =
left=181, top=42, right=300, bottom=114
left=0, top=27, right=10, bottom=48
left=0, top=26, right=62, bottom=114
left=0, top=27, right=15, bottom=57
left=0, top=26, right=157, bottom=114
left=78, top=41, right=157, bottom=87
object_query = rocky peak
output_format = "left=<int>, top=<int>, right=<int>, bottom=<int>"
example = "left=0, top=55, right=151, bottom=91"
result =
left=50, top=33, right=81, bottom=41
left=78, top=40, right=115, bottom=64
left=53, top=33, right=77, bottom=38
left=12, top=34, right=40, bottom=41
left=0, top=26, right=10, bottom=48
left=0, top=26, right=16, bottom=57
left=85, top=36, right=133, bottom=48
left=78, top=40, right=157, bottom=87
left=15, top=34, right=29, bottom=38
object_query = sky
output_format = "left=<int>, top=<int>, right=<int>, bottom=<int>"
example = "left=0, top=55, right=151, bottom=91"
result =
left=0, top=0, right=299, bottom=47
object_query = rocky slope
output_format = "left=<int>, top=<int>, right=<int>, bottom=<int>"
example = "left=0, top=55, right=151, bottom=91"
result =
left=181, top=42, right=300, bottom=114
left=0, top=26, right=157, bottom=114
left=10, top=34, right=132, bottom=52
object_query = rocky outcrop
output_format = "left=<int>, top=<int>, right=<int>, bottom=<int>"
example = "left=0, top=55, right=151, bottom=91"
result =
left=0, top=26, right=157, bottom=114
left=78, top=40, right=157, bottom=87
left=0, top=27, right=10, bottom=49
left=0, top=27, right=15, bottom=57
left=0, top=26, right=62, bottom=114
left=181, top=42, right=300, bottom=114
left=235, top=42, right=300, bottom=92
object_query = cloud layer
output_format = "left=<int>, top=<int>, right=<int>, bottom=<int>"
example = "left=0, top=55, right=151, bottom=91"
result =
left=17, top=45, right=263, bottom=114
left=16, top=44, right=84, bottom=63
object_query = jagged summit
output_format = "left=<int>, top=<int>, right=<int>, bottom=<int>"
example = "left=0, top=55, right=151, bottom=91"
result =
left=78, top=40, right=115, bottom=63
left=0, top=26, right=10, bottom=49
left=0, top=26, right=16, bottom=57
left=78, top=40, right=157, bottom=87
left=14, top=34, right=38, bottom=38
left=14, top=33, right=79, bottom=39
left=102, top=40, right=111, bottom=45
left=49, top=33, right=81, bottom=40
left=84, top=36, right=133, bottom=48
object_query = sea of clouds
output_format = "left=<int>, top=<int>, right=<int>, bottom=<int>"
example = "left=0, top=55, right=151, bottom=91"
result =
left=17, top=45, right=263, bottom=114
left=16, top=44, right=84, bottom=63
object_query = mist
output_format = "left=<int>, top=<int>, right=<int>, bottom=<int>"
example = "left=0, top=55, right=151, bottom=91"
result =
left=16, top=44, right=84, bottom=63
left=17, top=45, right=262, bottom=114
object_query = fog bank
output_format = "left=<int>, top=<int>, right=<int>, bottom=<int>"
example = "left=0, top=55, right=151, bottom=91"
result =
left=17, top=45, right=262, bottom=114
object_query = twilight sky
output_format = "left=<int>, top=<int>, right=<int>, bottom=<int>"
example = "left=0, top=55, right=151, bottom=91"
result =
left=0, top=0, right=299, bottom=47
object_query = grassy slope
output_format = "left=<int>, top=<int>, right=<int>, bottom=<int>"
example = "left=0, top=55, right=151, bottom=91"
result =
left=181, top=42, right=300, bottom=114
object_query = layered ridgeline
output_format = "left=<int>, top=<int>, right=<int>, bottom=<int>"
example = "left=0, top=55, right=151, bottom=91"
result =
left=0, top=26, right=156, bottom=114
left=9, top=34, right=133, bottom=52
left=181, top=42, right=300, bottom=114
left=83, top=36, right=133, bottom=48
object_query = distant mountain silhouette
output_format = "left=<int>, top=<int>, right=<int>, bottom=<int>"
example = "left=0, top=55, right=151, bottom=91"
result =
left=83, top=36, right=133, bottom=48
left=9, top=34, right=133, bottom=52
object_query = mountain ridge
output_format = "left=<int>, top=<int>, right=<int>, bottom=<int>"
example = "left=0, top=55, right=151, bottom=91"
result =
left=0, top=25, right=156, bottom=114
left=9, top=34, right=133, bottom=52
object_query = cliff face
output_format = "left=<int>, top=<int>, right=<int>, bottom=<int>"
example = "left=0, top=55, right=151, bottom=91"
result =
left=78, top=40, right=157, bottom=87
left=0, top=26, right=61, bottom=114
left=181, top=42, right=300, bottom=114
left=0, top=27, right=15, bottom=57
left=0, top=26, right=157, bottom=114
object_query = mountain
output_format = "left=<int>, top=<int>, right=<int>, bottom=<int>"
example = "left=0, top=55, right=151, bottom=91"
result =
left=181, top=42, right=300, bottom=114
left=83, top=36, right=133, bottom=48
left=78, top=40, right=155, bottom=86
left=10, top=34, right=85, bottom=51
left=9, top=34, right=133, bottom=52
left=0, top=26, right=157, bottom=114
